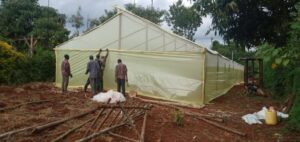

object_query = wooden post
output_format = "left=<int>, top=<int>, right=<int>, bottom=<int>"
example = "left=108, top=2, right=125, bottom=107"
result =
left=145, top=24, right=148, bottom=51
left=201, top=50, right=207, bottom=104
left=244, top=60, right=248, bottom=85
left=140, top=112, right=148, bottom=142
left=259, top=59, right=263, bottom=88
left=163, top=33, right=165, bottom=51
left=118, top=13, right=122, bottom=50
left=216, top=56, right=219, bottom=90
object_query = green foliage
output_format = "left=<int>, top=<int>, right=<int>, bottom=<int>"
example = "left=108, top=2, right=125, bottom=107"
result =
left=0, top=41, right=26, bottom=84
left=172, top=109, right=184, bottom=126
left=124, top=3, right=165, bottom=24
left=0, top=0, right=69, bottom=49
left=88, top=4, right=165, bottom=29
left=0, top=0, right=39, bottom=39
left=255, top=2, right=300, bottom=131
left=288, top=69, right=300, bottom=131
left=211, top=41, right=254, bottom=64
left=69, top=6, right=84, bottom=37
left=165, top=0, right=201, bottom=41
left=0, top=41, right=55, bottom=84
left=193, top=0, right=299, bottom=48
left=31, top=6, right=69, bottom=48
left=88, top=9, right=117, bottom=30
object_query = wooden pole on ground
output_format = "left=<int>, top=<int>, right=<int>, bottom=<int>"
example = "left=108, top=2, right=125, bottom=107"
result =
left=195, top=117, right=246, bottom=136
left=76, top=112, right=145, bottom=142
left=51, top=118, right=95, bottom=142
left=140, top=111, right=148, bottom=142
left=0, top=100, right=52, bottom=112
left=109, top=132, right=139, bottom=142
left=32, top=107, right=98, bottom=133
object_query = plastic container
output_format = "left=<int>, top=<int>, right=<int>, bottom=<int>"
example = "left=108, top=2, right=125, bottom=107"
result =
left=265, top=109, right=277, bottom=125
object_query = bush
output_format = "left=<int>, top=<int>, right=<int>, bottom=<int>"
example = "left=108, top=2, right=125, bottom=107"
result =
left=0, top=41, right=27, bottom=84
left=288, top=68, right=300, bottom=131
left=0, top=41, right=55, bottom=84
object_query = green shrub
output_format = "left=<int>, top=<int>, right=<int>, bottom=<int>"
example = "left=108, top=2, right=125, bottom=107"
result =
left=172, top=109, right=184, bottom=126
left=0, top=41, right=27, bottom=84
left=0, top=41, right=55, bottom=84
left=288, top=68, right=300, bottom=131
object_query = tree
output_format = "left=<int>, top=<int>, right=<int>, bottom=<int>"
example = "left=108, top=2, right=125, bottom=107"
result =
left=69, top=6, right=84, bottom=37
left=124, top=3, right=165, bottom=24
left=31, top=6, right=69, bottom=48
left=165, top=0, right=201, bottom=41
left=88, top=4, right=165, bottom=29
left=193, top=0, right=299, bottom=48
left=211, top=40, right=254, bottom=63
left=0, top=0, right=39, bottom=40
left=0, top=0, right=69, bottom=49
left=88, top=9, right=117, bottom=29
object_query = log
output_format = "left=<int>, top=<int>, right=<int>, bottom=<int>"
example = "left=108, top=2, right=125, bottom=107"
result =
left=140, top=112, right=148, bottom=142
left=196, top=117, right=246, bottom=137
left=51, top=118, right=95, bottom=142
left=32, top=107, right=98, bottom=133
left=0, top=100, right=51, bottom=112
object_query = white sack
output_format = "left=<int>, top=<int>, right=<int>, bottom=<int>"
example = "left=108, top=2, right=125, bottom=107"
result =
left=92, top=90, right=126, bottom=103
left=242, top=107, right=289, bottom=125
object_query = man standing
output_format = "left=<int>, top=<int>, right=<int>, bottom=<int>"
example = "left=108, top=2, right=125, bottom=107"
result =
left=98, top=49, right=109, bottom=91
left=85, top=55, right=100, bottom=95
left=115, top=59, right=127, bottom=95
left=61, top=54, right=72, bottom=94
left=95, top=54, right=102, bottom=92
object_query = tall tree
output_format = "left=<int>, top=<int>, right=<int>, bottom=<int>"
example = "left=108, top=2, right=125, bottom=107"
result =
left=31, top=6, right=69, bottom=48
left=0, top=0, right=39, bottom=40
left=193, top=0, right=299, bottom=48
left=69, top=6, right=84, bottom=36
left=166, top=0, right=201, bottom=41
left=124, top=3, right=165, bottom=24
left=0, top=0, right=69, bottom=49
left=88, top=4, right=165, bottom=29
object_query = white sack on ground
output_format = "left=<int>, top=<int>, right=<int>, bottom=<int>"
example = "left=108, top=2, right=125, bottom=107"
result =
left=242, top=107, right=289, bottom=125
left=92, top=90, right=126, bottom=103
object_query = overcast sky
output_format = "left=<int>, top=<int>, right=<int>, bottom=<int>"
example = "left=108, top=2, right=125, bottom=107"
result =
left=38, top=0, right=223, bottom=47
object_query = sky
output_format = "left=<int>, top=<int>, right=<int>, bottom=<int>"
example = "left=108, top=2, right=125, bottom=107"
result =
left=38, top=0, right=223, bottom=47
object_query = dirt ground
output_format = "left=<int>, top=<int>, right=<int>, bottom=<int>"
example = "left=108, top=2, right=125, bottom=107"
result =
left=0, top=83, right=299, bottom=142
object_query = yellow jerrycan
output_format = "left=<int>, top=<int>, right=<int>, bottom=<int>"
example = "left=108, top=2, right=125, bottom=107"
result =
left=265, top=106, right=278, bottom=125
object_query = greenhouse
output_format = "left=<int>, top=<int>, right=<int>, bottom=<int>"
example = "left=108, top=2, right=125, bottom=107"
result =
left=54, top=7, right=244, bottom=107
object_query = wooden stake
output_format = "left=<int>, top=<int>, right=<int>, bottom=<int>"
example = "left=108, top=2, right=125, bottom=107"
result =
left=51, top=118, right=94, bottom=142
left=109, top=132, right=139, bottom=142
left=98, top=105, right=151, bottom=110
left=134, top=97, right=223, bottom=122
left=32, top=108, right=98, bottom=133
left=0, top=125, right=35, bottom=139
left=196, top=117, right=246, bottom=136
left=133, top=96, right=202, bottom=109
left=140, top=112, right=148, bottom=142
